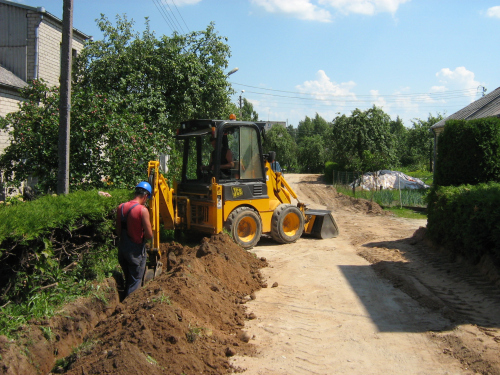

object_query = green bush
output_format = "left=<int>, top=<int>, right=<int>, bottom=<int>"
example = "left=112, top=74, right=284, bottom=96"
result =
left=434, top=118, right=500, bottom=186
left=0, top=189, right=132, bottom=335
left=324, top=162, right=338, bottom=183
left=426, top=182, right=500, bottom=267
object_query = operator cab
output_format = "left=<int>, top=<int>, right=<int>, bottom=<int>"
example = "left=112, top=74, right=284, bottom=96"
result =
left=176, top=119, right=267, bottom=186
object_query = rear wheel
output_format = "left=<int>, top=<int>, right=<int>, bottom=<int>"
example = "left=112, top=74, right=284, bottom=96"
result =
left=271, top=204, right=305, bottom=244
left=225, top=207, right=262, bottom=249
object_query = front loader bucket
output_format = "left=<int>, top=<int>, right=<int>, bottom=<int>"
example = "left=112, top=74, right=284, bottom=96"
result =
left=304, top=209, right=339, bottom=239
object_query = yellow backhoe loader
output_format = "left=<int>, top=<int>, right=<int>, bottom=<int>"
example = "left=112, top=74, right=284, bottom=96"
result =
left=142, top=119, right=339, bottom=282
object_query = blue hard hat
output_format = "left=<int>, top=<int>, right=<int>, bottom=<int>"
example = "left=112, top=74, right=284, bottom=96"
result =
left=135, top=181, right=152, bottom=199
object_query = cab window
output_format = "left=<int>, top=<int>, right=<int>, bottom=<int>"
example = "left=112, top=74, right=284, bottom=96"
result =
left=239, top=127, right=263, bottom=180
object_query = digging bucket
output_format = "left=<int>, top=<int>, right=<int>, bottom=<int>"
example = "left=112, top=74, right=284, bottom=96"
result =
left=303, top=209, right=339, bottom=239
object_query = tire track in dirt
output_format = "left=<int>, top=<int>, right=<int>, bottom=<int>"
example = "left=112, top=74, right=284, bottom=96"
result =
left=233, top=174, right=500, bottom=375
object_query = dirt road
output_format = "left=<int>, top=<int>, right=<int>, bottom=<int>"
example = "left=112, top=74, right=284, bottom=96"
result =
left=232, top=174, right=500, bottom=375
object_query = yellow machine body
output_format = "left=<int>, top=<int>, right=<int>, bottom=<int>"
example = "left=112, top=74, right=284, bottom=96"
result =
left=146, top=119, right=339, bottom=254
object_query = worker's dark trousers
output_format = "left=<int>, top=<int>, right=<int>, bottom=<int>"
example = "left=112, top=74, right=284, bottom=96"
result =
left=118, top=231, right=146, bottom=298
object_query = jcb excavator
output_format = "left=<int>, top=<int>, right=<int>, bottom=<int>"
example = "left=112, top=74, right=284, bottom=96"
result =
left=143, top=119, right=339, bottom=281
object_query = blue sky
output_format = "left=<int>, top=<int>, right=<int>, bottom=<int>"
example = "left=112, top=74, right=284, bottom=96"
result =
left=15, top=0, right=500, bottom=127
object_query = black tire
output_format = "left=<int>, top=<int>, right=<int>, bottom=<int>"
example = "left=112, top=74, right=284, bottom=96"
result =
left=225, top=207, right=262, bottom=249
left=271, top=204, right=305, bottom=244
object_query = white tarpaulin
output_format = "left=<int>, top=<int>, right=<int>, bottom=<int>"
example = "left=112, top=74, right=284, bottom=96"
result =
left=351, top=170, right=430, bottom=191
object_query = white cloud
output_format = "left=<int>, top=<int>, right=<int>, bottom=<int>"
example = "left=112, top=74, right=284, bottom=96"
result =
left=320, top=0, right=410, bottom=15
left=251, top=0, right=332, bottom=22
left=295, top=70, right=356, bottom=104
left=486, top=6, right=500, bottom=18
left=430, top=85, right=447, bottom=93
left=251, top=0, right=409, bottom=22
left=370, top=89, right=388, bottom=108
left=435, top=66, right=481, bottom=99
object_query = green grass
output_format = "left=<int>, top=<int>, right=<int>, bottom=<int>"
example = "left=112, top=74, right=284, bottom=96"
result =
left=186, top=324, right=204, bottom=343
left=335, top=184, right=429, bottom=208
left=384, top=207, right=428, bottom=220
left=333, top=169, right=431, bottom=220
left=152, top=293, right=172, bottom=305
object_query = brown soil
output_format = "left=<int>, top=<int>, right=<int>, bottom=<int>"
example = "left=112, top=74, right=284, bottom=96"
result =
left=3, top=173, right=500, bottom=375
left=0, top=234, right=267, bottom=375
left=231, top=174, right=500, bottom=375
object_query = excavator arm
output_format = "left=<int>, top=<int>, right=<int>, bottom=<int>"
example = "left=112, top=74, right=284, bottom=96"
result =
left=141, top=160, right=175, bottom=284
left=266, top=159, right=339, bottom=239
left=148, top=161, right=175, bottom=251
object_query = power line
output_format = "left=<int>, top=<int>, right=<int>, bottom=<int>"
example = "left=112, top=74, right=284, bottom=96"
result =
left=240, top=89, right=479, bottom=104
left=231, top=82, right=479, bottom=100
left=163, top=0, right=186, bottom=34
left=152, top=0, right=176, bottom=32
left=170, top=0, right=190, bottom=33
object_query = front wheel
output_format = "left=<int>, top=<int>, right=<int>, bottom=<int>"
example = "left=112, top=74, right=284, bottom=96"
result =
left=271, top=204, right=305, bottom=244
left=225, top=207, right=262, bottom=249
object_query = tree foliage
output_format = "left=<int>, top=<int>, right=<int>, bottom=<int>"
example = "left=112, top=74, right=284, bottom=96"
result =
left=263, top=124, right=297, bottom=171
left=0, top=81, right=167, bottom=192
left=434, top=117, right=500, bottom=186
left=298, top=135, right=327, bottom=173
left=74, top=16, right=233, bottom=127
left=240, top=98, right=259, bottom=121
left=0, top=16, right=234, bottom=191
left=329, top=106, right=397, bottom=171
left=295, top=113, right=330, bottom=172
left=404, top=113, right=443, bottom=170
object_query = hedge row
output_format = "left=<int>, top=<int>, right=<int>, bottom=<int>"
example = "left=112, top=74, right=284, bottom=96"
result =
left=0, top=189, right=132, bottom=306
left=426, top=182, right=500, bottom=267
left=435, top=117, right=500, bottom=186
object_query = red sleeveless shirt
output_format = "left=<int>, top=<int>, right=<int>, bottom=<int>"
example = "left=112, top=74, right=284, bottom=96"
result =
left=119, top=201, right=145, bottom=244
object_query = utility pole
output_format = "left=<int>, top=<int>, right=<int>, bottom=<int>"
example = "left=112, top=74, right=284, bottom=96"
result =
left=239, top=90, right=244, bottom=120
left=57, top=0, right=73, bottom=195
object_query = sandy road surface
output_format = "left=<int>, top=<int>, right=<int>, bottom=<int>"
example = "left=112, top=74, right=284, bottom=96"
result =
left=232, top=174, right=500, bottom=375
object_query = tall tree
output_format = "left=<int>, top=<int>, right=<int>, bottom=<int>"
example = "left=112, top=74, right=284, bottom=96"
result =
left=263, top=124, right=298, bottom=171
left=297, top=116, right=313, bottom=143
left=240, top=98, right=259, bottom=121
left=0, top=17, right=235, bottom=191
left=329, top=106, right=397, bottom=171
left=405, top=113, right=443, bottom=171
left=298, top=134, right=326, bottom=173
left=74, top=15, right=234, bottom=181
left=74, top=15, right=234, bottom=180
left=389, top=116, right=408, bottom=167
left=0, top=81, right=166, bottom=192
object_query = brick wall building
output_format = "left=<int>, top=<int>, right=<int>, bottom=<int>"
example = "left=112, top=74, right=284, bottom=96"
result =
left=0, top=0, right=90, bottom=197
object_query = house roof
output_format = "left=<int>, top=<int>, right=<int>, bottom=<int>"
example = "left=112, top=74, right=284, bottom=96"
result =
left=0, top=0, right=91, bottom=40
left=0, top=65, right=27, bottom=89
left=431, top=86, right=500, bottom=130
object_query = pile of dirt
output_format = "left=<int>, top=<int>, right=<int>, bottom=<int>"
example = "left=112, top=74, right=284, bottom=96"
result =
left=333, top=193, right=389, bottom=215
left=0, top=233, right=268, bottom=375
left=292, top=178, right=389, bottom=216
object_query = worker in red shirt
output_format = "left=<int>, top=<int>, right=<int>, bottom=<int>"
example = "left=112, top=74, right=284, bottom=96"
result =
left=116, top=182, right=153, bottom=297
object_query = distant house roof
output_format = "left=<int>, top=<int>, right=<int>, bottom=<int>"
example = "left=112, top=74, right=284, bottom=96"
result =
left=431, top=87, right=500, bottom=131
left=0, top=65, right=27, bottom=89
left=0, top=0, right=91, bottom=40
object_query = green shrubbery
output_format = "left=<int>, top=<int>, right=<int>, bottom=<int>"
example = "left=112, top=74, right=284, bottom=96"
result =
left=0, top=189, right=132, bottom=336
left=324, top=161, right=337, bottom=183
left=426, top=182, right=500, bottom=267
left=434, top=118, right=500, bottom=186
left=426, top=118, right=500, bottom=270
